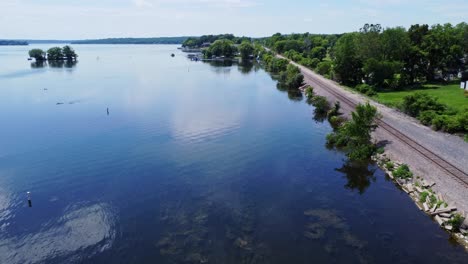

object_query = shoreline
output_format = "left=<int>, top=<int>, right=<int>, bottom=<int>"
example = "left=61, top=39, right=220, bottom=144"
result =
left=277, top=54, right=468, bottom=249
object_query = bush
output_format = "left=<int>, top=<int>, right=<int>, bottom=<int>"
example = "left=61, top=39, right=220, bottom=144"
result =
left=304, top=86, right=314, bottom=99
left=311, top=96, right=331, bottom=115
left=401, top=92, right=446, bottom=118
left=328, top=116, right=346, bottom=129
left=326, top=103, right=379, bottom=161
left=355, top=84, right=377, bottom=96
left=376, top=147, right=385, bottom=154
left=327, top=101, right=342, bottom=118
left=431, top=115, right=449, bottom=131
left=392, top=164, right=413, bottom=179
left=418, top=110, right=437, bottom=126
left=419, top=191, right=429, bottom=203
left=301, top=58, right=320, bottom=69
left=279, top=64, right=304, bottom=89
left=316, top=61, right=332, bottom=75
left=385, top=161, right=394, bottom=171
left=447, top=214, right=465, bottom=231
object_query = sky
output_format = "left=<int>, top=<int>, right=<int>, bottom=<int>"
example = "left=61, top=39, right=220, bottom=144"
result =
left=0, top=0, right=467, bottom=39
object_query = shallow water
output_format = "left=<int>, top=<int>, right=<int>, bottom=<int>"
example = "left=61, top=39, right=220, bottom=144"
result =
left=0, top=45, right=466, bottom=263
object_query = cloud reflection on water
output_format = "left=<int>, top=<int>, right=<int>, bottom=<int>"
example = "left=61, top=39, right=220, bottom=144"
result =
left=0, top=203, right=116, bottom=264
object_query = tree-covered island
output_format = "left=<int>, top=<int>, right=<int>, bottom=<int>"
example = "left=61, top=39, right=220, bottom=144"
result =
left=28, top=45, right=78, bottom=61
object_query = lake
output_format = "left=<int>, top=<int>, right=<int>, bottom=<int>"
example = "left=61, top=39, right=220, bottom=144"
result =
left=0, top=45, right=466, bottom=263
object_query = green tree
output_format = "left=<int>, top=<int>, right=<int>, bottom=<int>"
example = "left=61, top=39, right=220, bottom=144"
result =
left=239, top=41, right=254, bottom=61
left=62, top=45, right=78, bottom=61
left=332, top=33, right=363, bottom=85
left=28, top=49, right=46, bottom=60
left=205, top=39, right=236, bottom=58
left=327, top=102, right=379, bottom=161
left=47, top=47, right=63, bottom=60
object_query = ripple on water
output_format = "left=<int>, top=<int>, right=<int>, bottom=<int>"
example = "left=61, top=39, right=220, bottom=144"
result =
left=0, top=203, right=116, bottom=264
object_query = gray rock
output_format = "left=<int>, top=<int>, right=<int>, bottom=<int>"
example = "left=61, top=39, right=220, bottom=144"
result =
left=430, top=204, right=438, bottom=213
left=415, top=187, right=424, bottom=193
left=423, top=203, right=430, bottom=212
left=445, top=225, right=453, bottom=231
left=439, top=213, right=452, bottom=218
left=435, top=215, right=444, bottom=226
left=431, top=207, right=457, bottom=216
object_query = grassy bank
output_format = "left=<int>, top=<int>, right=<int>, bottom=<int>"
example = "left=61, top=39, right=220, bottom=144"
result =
left=376, top=83, right=468, bottom=111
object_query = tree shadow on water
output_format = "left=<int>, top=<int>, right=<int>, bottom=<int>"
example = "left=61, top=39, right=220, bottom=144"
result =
left=335, top=160, right=376, bottom=195
left=31, top=60, right=78, bottom=69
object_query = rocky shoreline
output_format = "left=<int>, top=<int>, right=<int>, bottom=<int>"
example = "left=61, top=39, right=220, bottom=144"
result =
left=372, top=152, right=468, bottom=249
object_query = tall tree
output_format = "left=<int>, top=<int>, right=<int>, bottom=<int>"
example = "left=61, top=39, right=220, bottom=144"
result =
left=333, top=33, right=363, bottom=85
left=47, top=47, right=63, bottom=60
left=28, top=49, right=46, bottom=60
left=239, top=41, right=254, bottom=61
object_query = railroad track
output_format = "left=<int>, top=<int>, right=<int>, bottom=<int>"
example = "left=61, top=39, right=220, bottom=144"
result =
left=300, top=67, right=468, bottom=188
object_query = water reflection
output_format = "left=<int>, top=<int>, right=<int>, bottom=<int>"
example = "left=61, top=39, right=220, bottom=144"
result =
left=31, top=60, right=78, bottom=69
left=0, top=203, right=116, bottom=264
left=276, top=83, right=304, bottom=102
left=31, top=61, right=47, bottom=68
left=336, top=161, right=377, bottom=194
left=237, top=61, right=256, bottom=74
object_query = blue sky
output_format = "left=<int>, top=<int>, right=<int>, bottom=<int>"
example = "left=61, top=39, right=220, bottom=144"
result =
left=0, top=0, right=466, bottom=39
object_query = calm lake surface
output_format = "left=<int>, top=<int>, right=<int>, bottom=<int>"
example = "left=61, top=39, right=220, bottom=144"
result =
left=0, top=45, right=467, bottom=263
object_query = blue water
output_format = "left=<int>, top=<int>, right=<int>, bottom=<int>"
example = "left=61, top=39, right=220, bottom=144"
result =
left=0, top=45, right=466, bottom=263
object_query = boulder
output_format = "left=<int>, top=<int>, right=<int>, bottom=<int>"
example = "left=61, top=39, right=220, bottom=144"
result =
left=435, top=215, right=444, bottom=226
left=439, top=213, right=452, bottom=218
left=430, top=204, right=438, bottom=213
left=431, top=207, right=457, bottom=216
left=445, top=225, right=453, bottom=231
left=423, top=203, right=430, bottom=212
left=415, top=186, right=424, bottom=193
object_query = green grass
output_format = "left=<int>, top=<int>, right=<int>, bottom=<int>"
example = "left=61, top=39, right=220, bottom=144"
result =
left=376, top=83, right=468, bottom=112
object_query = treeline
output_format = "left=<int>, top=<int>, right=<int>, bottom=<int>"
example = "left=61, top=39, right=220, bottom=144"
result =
left=72, top=37, right=188, bottom=45
left=264, top=23, right=468, bottom=90
left=182, top=34, right=251, bottom=48
left=29, top=46, right=78, bottom=61
left=263, top=23, right=468, bottom=137
left=0, top=40, right=28, bottom=46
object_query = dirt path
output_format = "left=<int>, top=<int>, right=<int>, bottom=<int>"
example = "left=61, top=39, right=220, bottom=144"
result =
left=282, top=56, right=468, bottom=217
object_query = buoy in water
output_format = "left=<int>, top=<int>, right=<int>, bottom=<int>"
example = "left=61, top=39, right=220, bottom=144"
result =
left=171, top=53, right=175, bottom=57
left=27, top=191, right=32, bottom=207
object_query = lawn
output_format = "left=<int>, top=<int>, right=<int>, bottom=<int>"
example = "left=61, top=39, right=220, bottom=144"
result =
left=376, top=83, right=468, bottom=112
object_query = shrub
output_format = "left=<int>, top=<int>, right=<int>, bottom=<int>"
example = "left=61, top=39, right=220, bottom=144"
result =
left=327, top=101, right=342, bottom=118
left=304, top=86, right=314, bottom=99
left=392, top=164, right=413, bottom=179
left=431, top=115, right=449, bottom=131
left=326, top=103, right=379, bottom=161
left=279, top=64, right=304, bottom=89
left=447, top=214, right=465, bottom=231
left=429, top=194, right=437, bottom=207
left=312, top=96, right=331, bottom=115
left=419, top=191, right=429, bottom=203
left=316, top=61, right=332, bottom=75
left=329, top=116, right=346, bottom=129
left=401, top=92, right=446, bottom=118
left=355, top=84, right=377, bottom=96
left=385, top=161, right=394, bottom=171
left=376, top=147, right=385, bottom=154
left=418, top=110, right=437, bottom=126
